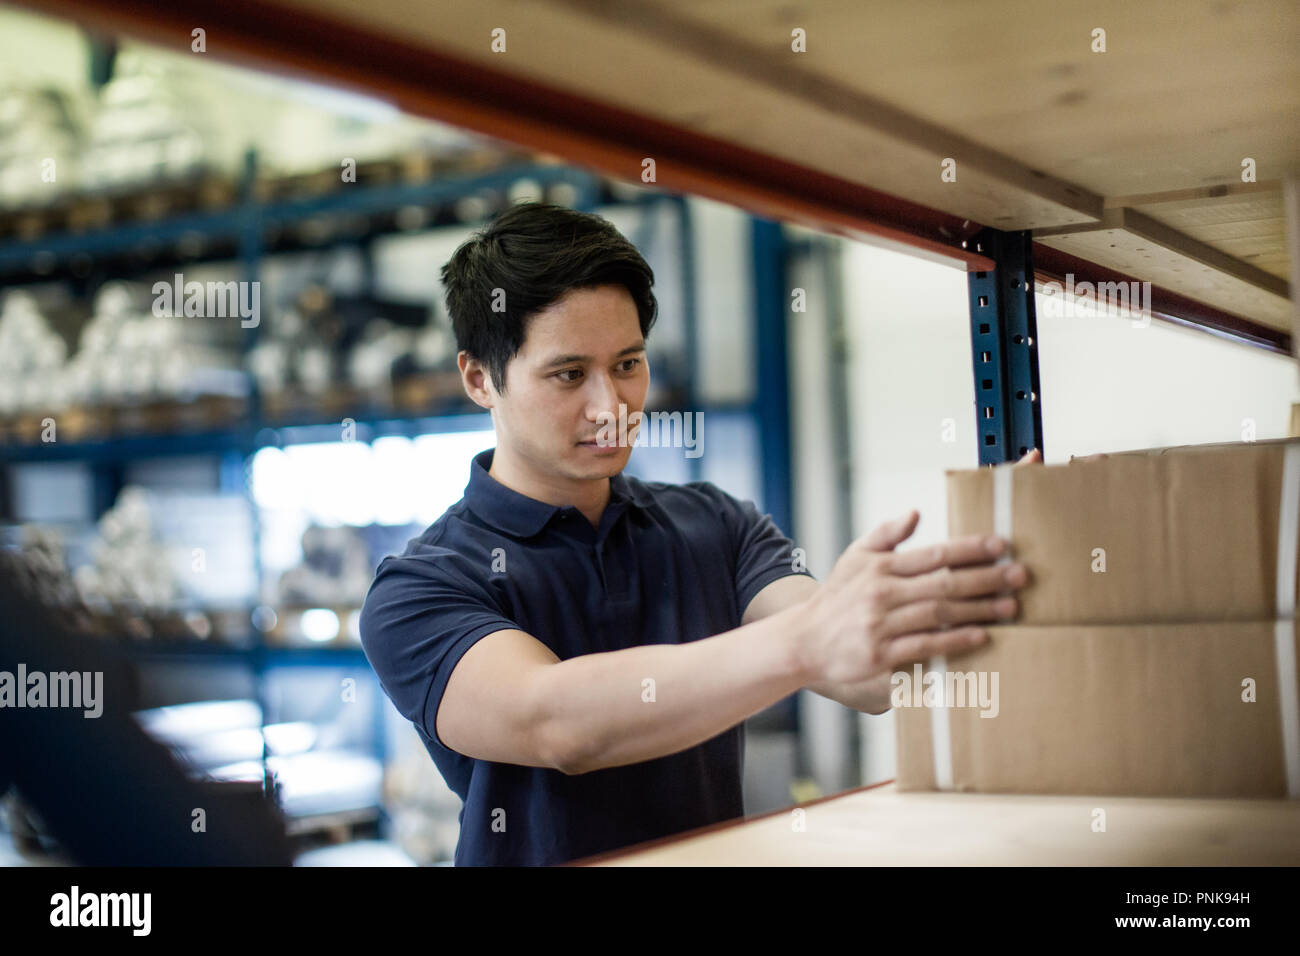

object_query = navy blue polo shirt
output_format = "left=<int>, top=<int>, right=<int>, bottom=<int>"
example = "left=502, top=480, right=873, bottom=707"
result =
left=359, top=447, right=812, bottom=866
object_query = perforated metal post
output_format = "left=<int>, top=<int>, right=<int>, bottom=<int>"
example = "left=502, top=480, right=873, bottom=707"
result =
left=967, top=229, right=1044, bottom=465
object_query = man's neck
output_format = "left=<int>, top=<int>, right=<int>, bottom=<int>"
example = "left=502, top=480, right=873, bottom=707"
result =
left=489, top=447, right=611, bottom=530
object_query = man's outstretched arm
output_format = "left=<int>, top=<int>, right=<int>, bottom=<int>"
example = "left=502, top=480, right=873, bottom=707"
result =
left=437, top=513, right=1026, bottom=774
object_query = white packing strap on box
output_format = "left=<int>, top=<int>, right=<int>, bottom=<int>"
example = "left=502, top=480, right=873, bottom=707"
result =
left=927, top=649, right=953, bottom=791
left=1276, top=443, right=1300, bottom=798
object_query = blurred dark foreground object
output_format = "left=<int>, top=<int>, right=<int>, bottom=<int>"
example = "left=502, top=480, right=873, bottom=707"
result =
left=0, top=553, right=293, bottom=865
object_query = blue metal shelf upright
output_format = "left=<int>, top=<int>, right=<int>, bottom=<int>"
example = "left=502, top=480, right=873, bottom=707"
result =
left=966, top=228, right=1045, bottom=465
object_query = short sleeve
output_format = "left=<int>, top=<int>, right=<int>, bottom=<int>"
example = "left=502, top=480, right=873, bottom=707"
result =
left=359, top=543, right=520, bottom=751
left=708, top=486, right=815, bottom=616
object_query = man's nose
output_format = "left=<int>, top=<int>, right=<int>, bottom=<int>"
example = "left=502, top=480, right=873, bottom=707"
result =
left=585, top=372, right=621, bottom=419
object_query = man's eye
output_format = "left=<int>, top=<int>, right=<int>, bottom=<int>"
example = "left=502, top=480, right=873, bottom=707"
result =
left=555, top=369, right=582, bottom=383
left=618, top=358, right=642, bottom=372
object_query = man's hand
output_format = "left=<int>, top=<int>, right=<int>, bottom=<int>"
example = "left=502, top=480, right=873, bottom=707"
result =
left=796, top=513, right=1027, bottom=688
left=750, top=448, right=1039, bottom=713
left=794, top=450, right=1039, bottom=695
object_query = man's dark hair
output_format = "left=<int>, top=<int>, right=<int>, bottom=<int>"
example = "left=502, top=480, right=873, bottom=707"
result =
left=441, top=202, right=657, bottom=393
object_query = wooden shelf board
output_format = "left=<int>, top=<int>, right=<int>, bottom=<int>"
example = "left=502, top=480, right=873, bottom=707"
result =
left=1036, top=207, right=1292, bottom=331
left=30, top=0, right=1300, bottom=340
left=581, top=782, right=1300, bottom=866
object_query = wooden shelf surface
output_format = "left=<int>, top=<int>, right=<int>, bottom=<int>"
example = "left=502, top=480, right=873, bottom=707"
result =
left=577, top=781, right=1300, bottom=866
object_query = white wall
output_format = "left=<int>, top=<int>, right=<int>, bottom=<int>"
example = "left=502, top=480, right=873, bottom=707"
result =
left=1036, top=297, right=1300, bottom=456
left=839, top=240, right=976, bottom=786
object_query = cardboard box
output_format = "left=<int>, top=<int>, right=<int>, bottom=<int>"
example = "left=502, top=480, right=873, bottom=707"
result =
left=945, top=438, right=1300, bottom=625
left=894, top=621, right=1300, bottom=798
left=897, top=439, right=1300, bottom=799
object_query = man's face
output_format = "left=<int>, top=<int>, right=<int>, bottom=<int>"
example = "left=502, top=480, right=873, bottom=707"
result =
left=482, top=284, right=650, bottom=483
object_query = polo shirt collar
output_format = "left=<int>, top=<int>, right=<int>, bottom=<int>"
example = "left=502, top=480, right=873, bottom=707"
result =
left=465, top=448, right=649, bottom=538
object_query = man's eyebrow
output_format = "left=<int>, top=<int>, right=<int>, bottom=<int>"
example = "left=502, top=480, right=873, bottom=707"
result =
left=540, top=343, right=646, bottom=368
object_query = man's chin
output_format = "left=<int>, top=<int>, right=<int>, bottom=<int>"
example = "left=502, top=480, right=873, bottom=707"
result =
left=570, top=443, right=630, bottom=476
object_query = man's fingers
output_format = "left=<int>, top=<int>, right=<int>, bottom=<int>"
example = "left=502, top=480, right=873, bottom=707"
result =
left=1014, top=448, right=1042, bottom=467
left=881, top=595, right=1017, bottom=636
left=885, top=534, right=1010, bottom=576
left=859, top=509, right=920, bottom=553
left=882, top=563, right=1028, bottom=609
left=880, top=627, right=989, bottom=671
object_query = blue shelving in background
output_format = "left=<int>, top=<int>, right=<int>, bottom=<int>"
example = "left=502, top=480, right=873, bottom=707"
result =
left=0, top=151, right=798, bottom=793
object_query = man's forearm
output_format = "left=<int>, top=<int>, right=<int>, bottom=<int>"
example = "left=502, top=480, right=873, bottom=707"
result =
left=533, top=602, right=812, bottom=774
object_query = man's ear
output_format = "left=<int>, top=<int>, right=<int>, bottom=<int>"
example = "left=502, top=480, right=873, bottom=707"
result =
left=458, top=351, right=495, bottom=409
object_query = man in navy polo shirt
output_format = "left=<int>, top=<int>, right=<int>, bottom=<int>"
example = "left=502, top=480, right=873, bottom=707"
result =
left=360, top=202, right=1029, bottom=866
